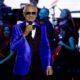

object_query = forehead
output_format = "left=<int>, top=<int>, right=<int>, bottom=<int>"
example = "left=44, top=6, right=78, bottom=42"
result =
left=40, top=9, right=47, bottom=14
left=62, top=10, right=67, bottom=14
left=25, top=6, right=37, bottom=12
left=61, top=10, right=68, bottom=16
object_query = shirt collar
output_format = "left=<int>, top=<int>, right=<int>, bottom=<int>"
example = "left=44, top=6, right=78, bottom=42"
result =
left=26, top=22, right=36, bottom=26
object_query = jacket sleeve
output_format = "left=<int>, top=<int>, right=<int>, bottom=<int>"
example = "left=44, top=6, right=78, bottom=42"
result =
left=41, top=24, right=52, bottom=66
left=10, top=25, right=25, bottom=51
left=44, top=25, right=52, bottom=66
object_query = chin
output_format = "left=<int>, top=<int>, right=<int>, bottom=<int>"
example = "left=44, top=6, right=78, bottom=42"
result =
left=28, top=20, right=35, bottom=22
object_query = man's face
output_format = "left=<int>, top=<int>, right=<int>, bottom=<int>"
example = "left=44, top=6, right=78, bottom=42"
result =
left=39, top=9, right=48, bottom=19
left=60, top=10, right=68, bottom=19
left=3, top=27, right=10, bottom=37
left=24, top=6, right=37, bottom=22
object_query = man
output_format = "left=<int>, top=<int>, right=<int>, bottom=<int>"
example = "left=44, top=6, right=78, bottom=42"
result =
left=10, top=4, right=53, bottom=80
left=39, top=7, right=54, bottom=52
left=30, top=0, right=40, bottom=21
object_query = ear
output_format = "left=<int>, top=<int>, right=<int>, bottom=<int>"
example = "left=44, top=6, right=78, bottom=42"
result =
left=23, top=13, right=26, bottom=18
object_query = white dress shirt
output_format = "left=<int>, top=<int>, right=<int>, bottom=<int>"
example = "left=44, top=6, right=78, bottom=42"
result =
left=26, top=22, right=36, bottom=39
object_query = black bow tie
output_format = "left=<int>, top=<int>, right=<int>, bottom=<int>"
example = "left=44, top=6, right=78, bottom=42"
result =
left=28, top=21, right=33, bottom=25
left=28, top=22, right=36, bottom=29
left=33, top=25, right=36, bottom=29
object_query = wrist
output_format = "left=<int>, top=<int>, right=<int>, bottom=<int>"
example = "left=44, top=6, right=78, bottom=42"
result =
left=47, top=66, right=52, bottom=68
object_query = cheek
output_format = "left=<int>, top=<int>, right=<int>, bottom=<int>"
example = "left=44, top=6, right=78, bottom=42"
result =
left=39, top=13, right=45, bottom=18
left=25, top=16, right=31, bottom=20
left=32, top=15, right=37, bottom=19
left=60, top=12, right=67, bottom=18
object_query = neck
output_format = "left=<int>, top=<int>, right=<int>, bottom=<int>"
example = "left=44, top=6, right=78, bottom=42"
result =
left=28, top=21, right=33, bottom=25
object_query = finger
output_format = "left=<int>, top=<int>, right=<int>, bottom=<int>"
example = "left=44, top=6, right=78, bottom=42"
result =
left=46, top=69, right=49, bottom=76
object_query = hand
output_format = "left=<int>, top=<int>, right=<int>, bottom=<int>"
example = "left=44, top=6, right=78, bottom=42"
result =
left=23, top=25, right=33, bottom=37
left=58, top=41, right=64, bottom=46
left=0, top=60, right=4, bottom=64
left=46, top=66, right=53, bottom=76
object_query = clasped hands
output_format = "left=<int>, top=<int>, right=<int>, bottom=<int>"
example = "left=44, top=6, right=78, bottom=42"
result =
left=23, top=25, right=33, bottom=37
left=58, top=41, right=64, bottom=46
left=46, top=66, right=53, bottom=76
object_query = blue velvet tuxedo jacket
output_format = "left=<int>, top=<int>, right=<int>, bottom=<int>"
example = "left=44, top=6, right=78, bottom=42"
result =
left=10, top=21, right=52, bottom=75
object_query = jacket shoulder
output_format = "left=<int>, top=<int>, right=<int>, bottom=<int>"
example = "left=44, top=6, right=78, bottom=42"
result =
left=13, top=22, right=25, bottom=28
